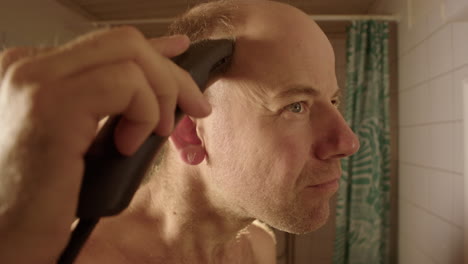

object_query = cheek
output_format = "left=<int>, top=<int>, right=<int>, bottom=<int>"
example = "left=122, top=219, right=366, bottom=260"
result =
left=201, top=85, right=313, bottom=189
left=234, top=116, right=313, bottom=187
left=261, top=129, right=311, bottom=184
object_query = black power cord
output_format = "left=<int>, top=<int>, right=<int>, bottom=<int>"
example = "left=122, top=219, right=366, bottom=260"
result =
left=57, top=218, right=99, bottom=264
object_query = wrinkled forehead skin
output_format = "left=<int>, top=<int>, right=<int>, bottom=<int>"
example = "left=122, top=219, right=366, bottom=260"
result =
left=222, top=0, right=338, bottom=98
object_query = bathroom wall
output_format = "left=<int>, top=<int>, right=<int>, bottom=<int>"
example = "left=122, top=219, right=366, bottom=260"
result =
left=0, top=0, right=92, bottom=47
left=371, top=0, right=465, bottom=263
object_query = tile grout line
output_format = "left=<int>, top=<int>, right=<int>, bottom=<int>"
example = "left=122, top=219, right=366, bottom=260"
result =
left=398, top=20, right=448, bottom=59
left=401, top=197, right=463, bottom=229
left=398, top=62, right=468, bottom=93
left=399, top=119, right=463, bottom=127
left=400, top=161, right=463, bottom=176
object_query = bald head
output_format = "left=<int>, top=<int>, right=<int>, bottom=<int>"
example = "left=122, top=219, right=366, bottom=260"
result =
left=164, top=0, right=355, bottom=234
left=170, top=0, right=336, bottom=101
left=226, top=0, right=336, bottom=97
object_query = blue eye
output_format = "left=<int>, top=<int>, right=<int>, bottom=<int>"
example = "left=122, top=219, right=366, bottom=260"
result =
left=287, top=102, right=304, bottom=113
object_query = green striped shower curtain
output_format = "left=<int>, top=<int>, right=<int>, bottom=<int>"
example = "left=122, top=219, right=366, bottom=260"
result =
left=333, top=21, right=391, bottom=264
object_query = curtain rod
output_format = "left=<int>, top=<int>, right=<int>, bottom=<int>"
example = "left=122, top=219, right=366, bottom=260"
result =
left=92, top=14, right=399, bottom=26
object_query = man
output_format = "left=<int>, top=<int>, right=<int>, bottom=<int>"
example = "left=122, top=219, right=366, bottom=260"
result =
left=0, top=0, right=359, bottom=263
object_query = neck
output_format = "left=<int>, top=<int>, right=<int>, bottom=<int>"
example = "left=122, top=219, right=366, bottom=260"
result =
left=89, top=156, right=253, bottom=263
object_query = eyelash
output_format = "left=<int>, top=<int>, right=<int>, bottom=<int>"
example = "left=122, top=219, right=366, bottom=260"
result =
left=332, top=98, right=340, bottom=107
left=285, top=98, right=340, bottom=114
left=285, top=101, right=307, bottom=114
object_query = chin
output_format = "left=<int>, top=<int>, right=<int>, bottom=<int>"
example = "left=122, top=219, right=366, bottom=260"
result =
left=265, top=199, right=331, bottom=235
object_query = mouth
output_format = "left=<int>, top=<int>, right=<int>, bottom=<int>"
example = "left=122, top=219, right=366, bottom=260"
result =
left=306, top=177, right=340, bottom=192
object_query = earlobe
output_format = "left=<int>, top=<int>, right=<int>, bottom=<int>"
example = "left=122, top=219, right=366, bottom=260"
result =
left=170, top=116, right=206, bottom=165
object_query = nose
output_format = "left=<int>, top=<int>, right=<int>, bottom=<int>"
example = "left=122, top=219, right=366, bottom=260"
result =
left=312, top=104, right=360, bottom=160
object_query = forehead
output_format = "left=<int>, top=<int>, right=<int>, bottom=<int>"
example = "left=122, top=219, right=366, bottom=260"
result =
left=225, top=2, right=338, bottom=98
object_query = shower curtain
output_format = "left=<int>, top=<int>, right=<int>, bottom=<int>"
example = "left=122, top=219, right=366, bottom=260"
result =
left=333, top=21, right=391, bottom=264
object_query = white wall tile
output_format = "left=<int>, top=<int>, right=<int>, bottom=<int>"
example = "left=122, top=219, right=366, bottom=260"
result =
left=407, top=14, right=430, bottom=51
left=453, top=65, right=468, bottom=120
left=428, top=169, right=453, bottom=220
left=399, top=90, right=411, bottom=126
left=399, top=164, right=429, bottom=208
left=401, top=0, right=434, bottom=53
left=399, top=202, right=431, bottom=253
left=412, top=42, right=430, bottom=86
left=399, top=83, right=431, bottom=125
left=428, top=25, right=453, bottom=78
left=426, top=214, right=455, bottom=264
left=452, top=121, right=464, bottom=173
left=399, top=53, right=412, bottom=90
left=399, top=127, right=410, bottom=162
left=445, top=0, right=468, bottom=21
left=399, top=42, right=429, bottom=90
left=399, top=199, right=411, bottom=235
left=399, top=234, right=437, bottom=264
left=399, top=17, right=412, bottom=58
left=399, top=126, right=432, bottom=165
left=415, top=126, right=433, bottom=166
left=397, top=3, right=467, bottom=264
left=430, top=123, right=454, bottom=171
left=452, top=23, right=468, bottom=68
left=426, top=2, right=446, bottom=35
left=429, top=73, right=454, bottom=122
left=452, top=175, right=464, bottom=227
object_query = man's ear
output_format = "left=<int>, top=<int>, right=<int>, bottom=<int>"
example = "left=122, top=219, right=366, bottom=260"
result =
left=170, top=116, right=206, bottom=165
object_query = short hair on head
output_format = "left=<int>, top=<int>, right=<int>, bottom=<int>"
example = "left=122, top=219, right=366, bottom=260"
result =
left=146, top=0, right=239, bottom=184
left=146, top=1, right=240, bottom=178
left=167, top=0, right=240, bottom=41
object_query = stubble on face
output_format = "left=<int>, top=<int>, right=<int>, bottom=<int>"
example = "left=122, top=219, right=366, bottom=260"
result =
left=198, top=0, right=342, bottom=235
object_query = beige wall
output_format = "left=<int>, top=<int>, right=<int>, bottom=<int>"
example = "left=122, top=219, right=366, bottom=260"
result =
left=372, top=0, right=466, bottom=263
left=0, top=0, right=92, bottom=47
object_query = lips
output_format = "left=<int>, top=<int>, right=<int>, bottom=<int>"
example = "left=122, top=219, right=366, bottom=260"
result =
left=303, top=177, right=339, bottom=196
left=310, top=177, right=340, bottom=188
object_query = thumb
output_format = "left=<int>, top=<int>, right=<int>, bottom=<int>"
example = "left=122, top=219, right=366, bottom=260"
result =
left=149, top=35, right=191, bottom=58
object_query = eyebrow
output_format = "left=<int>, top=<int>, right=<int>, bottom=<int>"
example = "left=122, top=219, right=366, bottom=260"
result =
left=332, top=88, right=342, bottom=98
left=273, top=85, right=341, bottom=99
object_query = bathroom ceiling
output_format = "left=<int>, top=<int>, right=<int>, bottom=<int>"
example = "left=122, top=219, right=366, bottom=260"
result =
left=57, top=0, right=379, bottom=36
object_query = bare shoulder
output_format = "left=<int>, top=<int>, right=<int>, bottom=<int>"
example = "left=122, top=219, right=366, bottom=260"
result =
left=245, top=220, right=277, bottom=264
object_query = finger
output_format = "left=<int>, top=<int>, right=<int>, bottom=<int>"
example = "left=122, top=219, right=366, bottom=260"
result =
left=153, top=59, right=213, bottom=136
left=0, top=47, right=52, bottom=80
left=148, top=35, right=190, bottom=58
left=21, top=27, right=186, bottom=83
left=22, top=27, right=206, bottom=120
left=154, top=94, right=177, bottom=136
left=173, top=64, right=212, bottom=118
left=14, top=27, right=209, bottom=125
left=62, top=61, right=159, bottom=155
